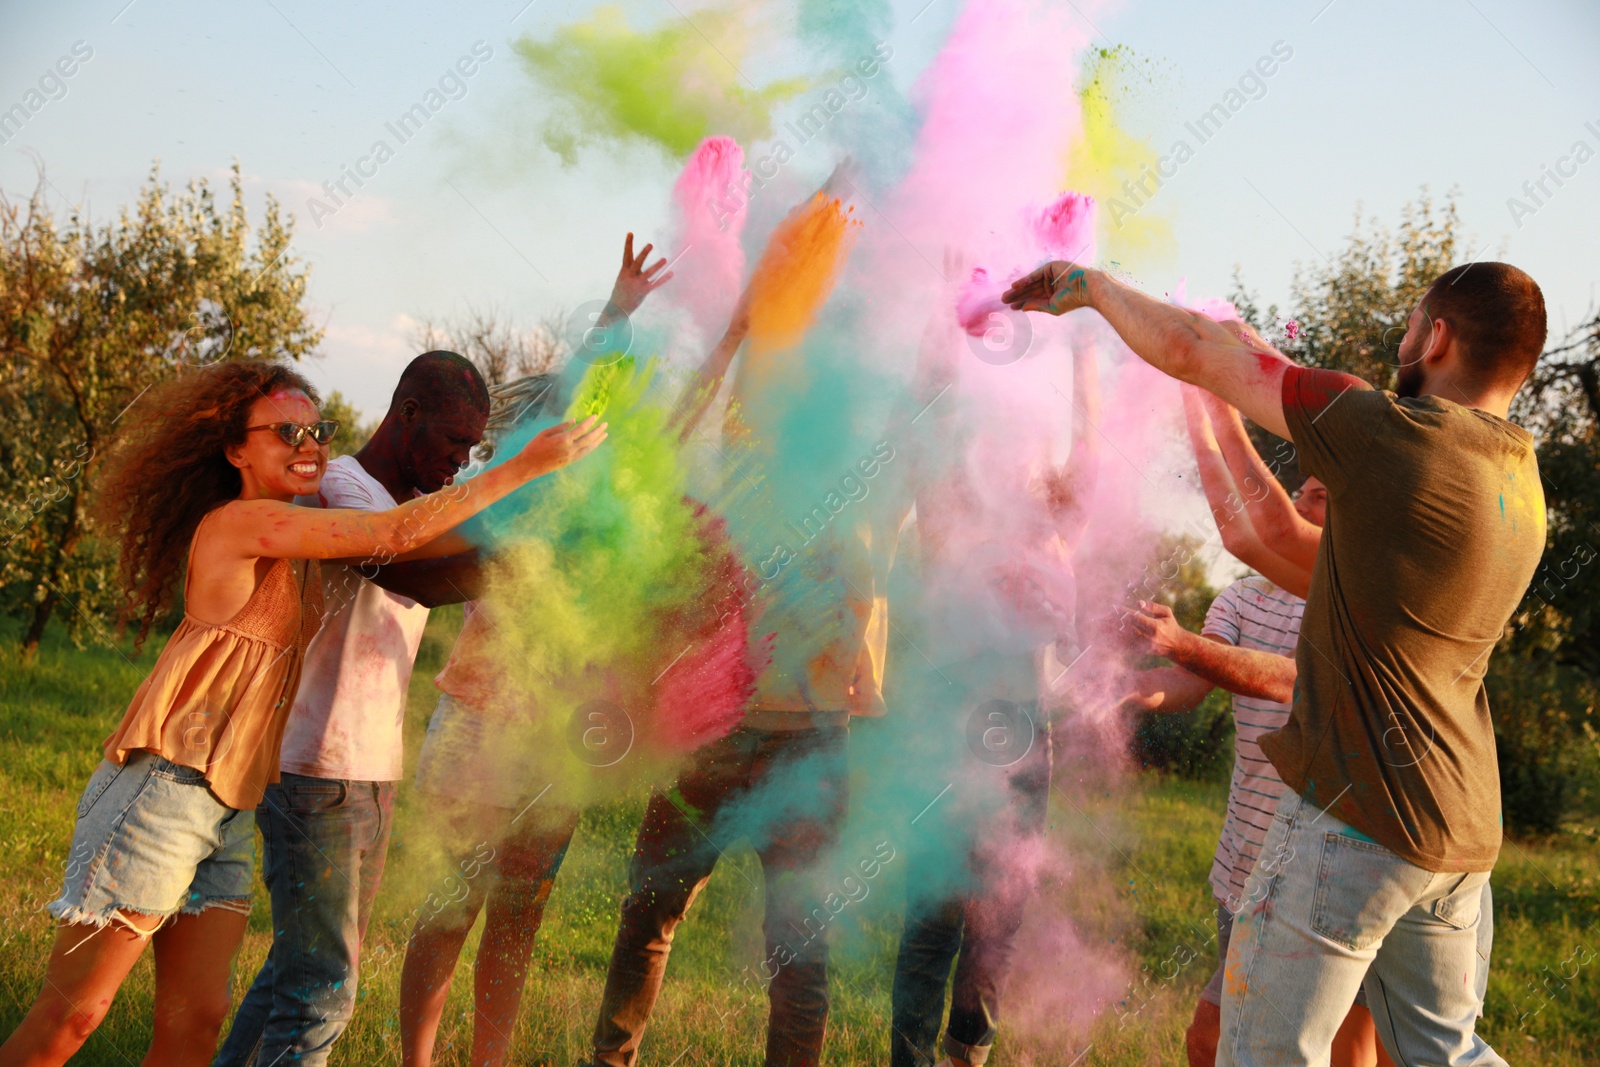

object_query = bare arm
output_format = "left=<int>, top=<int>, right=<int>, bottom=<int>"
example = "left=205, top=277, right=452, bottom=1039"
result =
left=1169, top=630, right=1295, bottom=703
left=670, top=290, right=751, bottom=441
left=211, top=418, right=606, bottom=564
left=1203, top=392, right=1320, bottom=573
left=1045, top=337, right=1101, bottom=552
left=1183, top=388, right=1313, bottom=597
left=883, top=289, right=965, bottom=534
left=1126, top=601, right=1296, bottom=703
left=1118, top=666, right=1215, bottom=715
left=365, top=551, right=485, bottom=608
left=1002, top=264, right=1295, bottom=439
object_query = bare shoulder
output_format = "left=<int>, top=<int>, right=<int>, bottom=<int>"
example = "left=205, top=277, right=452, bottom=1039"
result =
left=203, top=498, right=300, bottom=555
left=211, top=496, right=297, bottom=525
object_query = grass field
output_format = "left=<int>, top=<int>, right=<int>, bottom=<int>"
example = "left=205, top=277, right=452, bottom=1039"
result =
left=0, top=611, right=1596, bottom=1065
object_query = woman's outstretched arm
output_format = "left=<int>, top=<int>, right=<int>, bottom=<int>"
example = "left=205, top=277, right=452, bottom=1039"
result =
left=212, top=417, right=607, bottom=564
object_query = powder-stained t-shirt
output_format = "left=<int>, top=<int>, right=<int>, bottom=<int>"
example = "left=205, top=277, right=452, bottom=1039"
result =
left=1261, top=367, right=1544, bottom=873
left=1202, top=576, right=1304, bottom=910
left=747, top=509, right=888, bottom=717
left=280, top=456, right=430, bottom=782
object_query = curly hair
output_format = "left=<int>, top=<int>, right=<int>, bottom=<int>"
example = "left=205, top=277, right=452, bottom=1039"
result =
left=97, top=361, right=320, bottom=648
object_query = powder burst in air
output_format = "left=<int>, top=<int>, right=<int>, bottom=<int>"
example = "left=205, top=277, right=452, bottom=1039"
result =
left=1067, top=45, right=1175, bottom=264
left=513, top=4, right=808, bottom=164
left=744, top=191, right=863, bottom=356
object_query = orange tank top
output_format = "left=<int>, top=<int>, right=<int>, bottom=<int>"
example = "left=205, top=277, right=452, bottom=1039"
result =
left=103, top=508, right=325, bottom=810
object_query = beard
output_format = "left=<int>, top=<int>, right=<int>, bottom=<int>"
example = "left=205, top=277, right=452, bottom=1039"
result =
left=1394, top=357, right=1425, bottom=399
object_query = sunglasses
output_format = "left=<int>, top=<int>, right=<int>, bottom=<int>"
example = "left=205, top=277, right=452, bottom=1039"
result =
left=247, top=420, right=340, bottom=447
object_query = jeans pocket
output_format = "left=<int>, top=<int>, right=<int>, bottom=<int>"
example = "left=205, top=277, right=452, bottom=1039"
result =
left=280, top=775, right=348, bottom=814
left=1432, top=871, right=1490, bottom=931
left=76, top=760, right=125, bottom=819
left=1311, top=832, right=1428, bottom=951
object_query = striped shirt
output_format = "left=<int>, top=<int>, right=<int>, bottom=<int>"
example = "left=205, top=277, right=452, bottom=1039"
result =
left=1202, top=575, right=1305, bottom=910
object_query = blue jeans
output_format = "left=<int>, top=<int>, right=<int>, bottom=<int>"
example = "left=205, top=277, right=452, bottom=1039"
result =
left=890, top=720, right=1051, bottom=1067
left=1218, top=790, right=1504, bottom=1066
left=213, top=774, right=395, bottom=1067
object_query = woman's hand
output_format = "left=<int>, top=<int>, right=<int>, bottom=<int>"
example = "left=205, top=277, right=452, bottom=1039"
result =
left=517, top=416, right=608, bottom=477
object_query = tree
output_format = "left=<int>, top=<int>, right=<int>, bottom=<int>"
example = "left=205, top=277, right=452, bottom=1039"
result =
left=0, top=164, right=320, bottom=653
left=409, top=303, right=565, bottom=387
left=318, top=390, right=378, bottom=459
left=1492, top=308, right=1600, bottom=831
left=1512, top=306, right=1600, bottom=678
left=1233, top=190, right=1462, bottom=390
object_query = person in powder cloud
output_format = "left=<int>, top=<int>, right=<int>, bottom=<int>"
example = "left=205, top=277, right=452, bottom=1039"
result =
left=211, top=235, right=660, bottom=1067
left=1004, top=259, right=1544, bottom=1066
left=881, top=250, right=1102, bottom=1067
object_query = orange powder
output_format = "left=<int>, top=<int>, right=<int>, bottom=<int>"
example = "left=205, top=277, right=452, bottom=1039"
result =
left=744, top=193, right=861, bottom=355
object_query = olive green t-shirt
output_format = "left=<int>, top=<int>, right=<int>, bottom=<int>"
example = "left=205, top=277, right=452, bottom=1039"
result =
left=1259, top=367, right=1545, bottom=873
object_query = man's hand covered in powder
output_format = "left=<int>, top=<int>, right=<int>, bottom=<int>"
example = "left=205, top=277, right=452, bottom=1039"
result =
left=1124, top=600, right=1188, bottom=659
left=1001, top=260, right=1093, bottom=316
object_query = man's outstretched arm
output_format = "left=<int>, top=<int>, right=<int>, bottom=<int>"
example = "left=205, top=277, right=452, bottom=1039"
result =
left=366, top=551, right=485, bottom=608
left=1125, top=600, right=1297, bottom=703
left=1003, top=264, right=1301, bottom=440
left=669, top=288, right=751, bottom=441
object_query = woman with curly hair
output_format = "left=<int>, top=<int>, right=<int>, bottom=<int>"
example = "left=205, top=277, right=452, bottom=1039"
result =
left=0, top=359, right=605, bottom=1067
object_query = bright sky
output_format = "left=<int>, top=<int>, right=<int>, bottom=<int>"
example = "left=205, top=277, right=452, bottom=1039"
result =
left=4, top=0, right=1597, bottom=421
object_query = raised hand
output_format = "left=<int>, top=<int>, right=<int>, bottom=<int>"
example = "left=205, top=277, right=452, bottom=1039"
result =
left=518, top=416, right=608, bottom=477
left=1001, top=260, right=1093, bottom=316
left=605, top=232, right=673, bottom=322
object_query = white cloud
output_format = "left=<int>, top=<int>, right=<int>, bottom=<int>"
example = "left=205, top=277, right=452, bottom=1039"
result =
left=196, top=167, right=399, bottom=235
left=307, top=313, right=423, bottom=418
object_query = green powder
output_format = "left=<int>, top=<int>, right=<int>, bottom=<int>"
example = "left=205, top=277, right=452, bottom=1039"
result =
left=514, top=4, right=808, bottom=164
left=462, top=354, right=739, bottom=805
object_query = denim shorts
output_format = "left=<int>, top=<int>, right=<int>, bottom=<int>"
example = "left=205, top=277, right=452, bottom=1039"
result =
left=416, top=693, right=543, bottom=812
left=49, top=750, right=256, bottom=932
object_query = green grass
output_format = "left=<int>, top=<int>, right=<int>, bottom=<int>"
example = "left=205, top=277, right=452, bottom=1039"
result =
left=1, top=614, right=1596, bottom=1065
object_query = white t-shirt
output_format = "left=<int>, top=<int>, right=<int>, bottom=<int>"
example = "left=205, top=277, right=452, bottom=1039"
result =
left=279, top=455, right=430, bottom=781
left=1201, top=575, right=1305, bottom=911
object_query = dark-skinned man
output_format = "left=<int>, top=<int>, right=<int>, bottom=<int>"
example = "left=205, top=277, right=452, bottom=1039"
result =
left=212, top=233, right=671, bottom=1067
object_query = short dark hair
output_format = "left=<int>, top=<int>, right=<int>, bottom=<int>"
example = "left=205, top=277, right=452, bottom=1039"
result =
left=1422, top=262, right=1546, bottom=392
left=393, top=350, right=490, bottom=415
